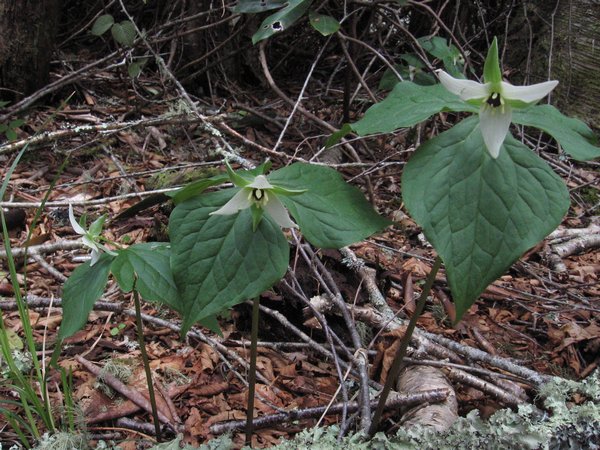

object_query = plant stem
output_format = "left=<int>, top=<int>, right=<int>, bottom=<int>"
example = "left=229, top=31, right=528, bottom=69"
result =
left=246, top=296, right=260, bottom=446
left=367, top=256, right=442, bottom=437
left=133, top=286, right=162, bottom=442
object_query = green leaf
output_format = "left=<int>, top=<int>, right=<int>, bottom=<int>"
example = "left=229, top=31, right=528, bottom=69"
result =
left=402, top=116, right=569, bottom=321
left=91, top=14, right=114, bottom=36
left=308, top=10, right=340, bottom=36
left=351, top=82, right=477, bottom=135
left=418, top=36, right=453, bottom=60
left=232, top=0, right=287, bottom=13
left=169, top=190, right=289, bottom=335
left=252, top=0, right=312, bottom=44
left=268, top=163, right=391, bottom=248
left=59, top=254, right=113, bottom=338
left=5, top=128, right=17, bottom=141
left=110, top=243, right=179, bottom=309
left=512, top=104, right=600, bottom=161
left=128, top=60, right=146, bottom=78
left=8, top=119, right=24, bottom=128
left=325, top=123, right=352, bottom=148
left=111, top=20, right=136, bottom=47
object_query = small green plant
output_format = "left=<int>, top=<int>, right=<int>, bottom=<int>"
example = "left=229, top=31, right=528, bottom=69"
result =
left=109, top=322, right=126, bottom=336
left=90, top=14, right=147, bottom=78
left=232, top=0, right=341, bottom=43
left=91, top=14, right=136, bottom=47
left=0, top=118, right=24, bottom=141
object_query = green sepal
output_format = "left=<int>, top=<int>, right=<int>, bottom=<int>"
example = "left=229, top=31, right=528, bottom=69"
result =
left=225, top=160, right=251, bottom=187
left=250, top=204, right=264, bottom=231
left=483, top=37, right=502, bottom=85
left=270, top=185, right=307, bottom=196
left=88, top=214, right=107, bottom=237
left=169, top=174, right=229, bottom=205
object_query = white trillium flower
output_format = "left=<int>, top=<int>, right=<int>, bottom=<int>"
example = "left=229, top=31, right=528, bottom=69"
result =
left=69, top=204, right=117, bottom=266
left=436, top=38, right=558, bottom=158
left=210, top=174, right=298, bottom=229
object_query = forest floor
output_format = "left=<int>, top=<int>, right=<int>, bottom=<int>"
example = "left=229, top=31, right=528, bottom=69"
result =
left=0, top=61, right=599, bottom=449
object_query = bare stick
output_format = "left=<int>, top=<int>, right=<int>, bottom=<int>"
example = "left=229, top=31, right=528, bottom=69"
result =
left=210, top=389, right=449, bottom=435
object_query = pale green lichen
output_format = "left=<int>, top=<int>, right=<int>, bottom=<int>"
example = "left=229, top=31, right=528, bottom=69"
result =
left=164, top=370, right=600, bottom=450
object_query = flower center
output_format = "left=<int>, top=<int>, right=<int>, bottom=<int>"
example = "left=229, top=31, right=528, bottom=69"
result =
left=249, top=188, right=269, bottom=208
left=486, top=92, right=503, bottom=108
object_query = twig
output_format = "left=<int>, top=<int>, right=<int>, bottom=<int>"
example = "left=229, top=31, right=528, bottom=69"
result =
left=0, top=113, right=201, bottom=155
left=445, top=367, right=524, bottom=406
left=0, top=187, right=179, bottom=209
left=209, top=389, right=449, bottom=435
left=75, top=355, right=173, bottom=427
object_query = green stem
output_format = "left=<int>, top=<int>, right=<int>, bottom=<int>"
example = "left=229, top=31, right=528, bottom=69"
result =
left=133, top=286, right=162, bottom=442
left=245, top=296, right=260, bottom=446
left=367, top=256, right=442, bottom=437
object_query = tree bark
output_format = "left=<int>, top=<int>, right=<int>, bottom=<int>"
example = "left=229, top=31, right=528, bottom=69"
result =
left=514, top=0, right=600, bottom=131
left=0, top=0, right=60, bottom=99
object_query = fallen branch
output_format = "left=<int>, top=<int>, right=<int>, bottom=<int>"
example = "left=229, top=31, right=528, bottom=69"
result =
left=75, top=355, right=174, bottom=427
left=209, top=388, right=450, bottom=435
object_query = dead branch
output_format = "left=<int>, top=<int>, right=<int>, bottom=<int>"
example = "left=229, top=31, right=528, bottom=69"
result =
left=75, top=355, right=174, bottom=427
left=209, top=388, right=450, bottom=435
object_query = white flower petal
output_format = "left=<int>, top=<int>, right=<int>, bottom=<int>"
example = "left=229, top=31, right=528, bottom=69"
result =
left=437, top=70, right=490, bottom=101
left=501, top=80, right=558, bottom=103
left=89, top=249, right=100, bottom=266
left=264, top=196, right=297, bottom=229
left=82, top=235, right=99, bottom=252
left=248, top=175, right=273, bottom=190
left=68, top=204, right=86, bottom=235
left=210, top=189, right=252, bottom=216
left=479, top=104, right=513, bottom=159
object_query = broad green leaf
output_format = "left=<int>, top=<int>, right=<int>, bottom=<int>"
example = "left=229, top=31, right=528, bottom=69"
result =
left=268, top=163, right=391, bottom=248
left=110, top=243, right=179, bottom=309
left=252, top=0, right=312, bottom=44
left=111, top=21, right=136, bottom=47
left=59, top=254, right=113, bottom=338
left=170, top=190, right=289, bottom=335
left=308, top=10, right=340, bottom=36
left=512, top=104, right=600, bottom=161
left=232, top=0, right=287, bottom=13
left=403, top=116, right=569, bottom=321
left=351, top=82, right=477, bottom=135
left=91, top=14, right=114, bottom=36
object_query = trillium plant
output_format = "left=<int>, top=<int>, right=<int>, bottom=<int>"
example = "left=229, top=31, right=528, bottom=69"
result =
left=59, top=160, right=390, bottom=440
left=348, top=36, right=600, bottom=321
